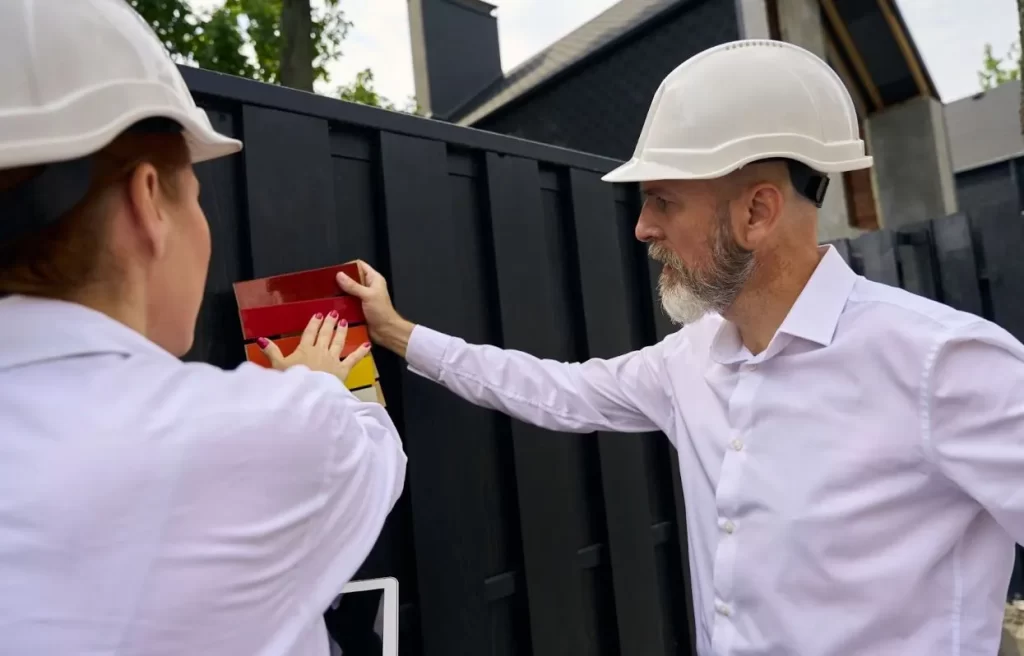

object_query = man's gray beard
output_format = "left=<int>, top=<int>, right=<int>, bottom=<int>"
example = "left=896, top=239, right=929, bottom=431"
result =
left=649, top=207, right=756, bottom=325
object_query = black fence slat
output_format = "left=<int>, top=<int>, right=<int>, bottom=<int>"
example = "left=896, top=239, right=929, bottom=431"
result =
left=378, top=132, right=497, bottom=656
left=185, top=108, right=247, bottom=369
left=240, top=106, right=339, bottom=277
left=568, top=170, right=669, bottom=656
left=895, top=222, right=939, bottom=301
left=971, top=202, right=1024, bottom=341
left=931, top=213, right=984, bottom=317
left=851, top=229, right=900, bottom=287
left=825, top=238, right=853, bottom=267
left=484, top=153, right=591, bottom=656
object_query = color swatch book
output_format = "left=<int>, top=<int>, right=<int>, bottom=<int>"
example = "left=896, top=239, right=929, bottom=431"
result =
left=232, top=261, right=385, bottom=405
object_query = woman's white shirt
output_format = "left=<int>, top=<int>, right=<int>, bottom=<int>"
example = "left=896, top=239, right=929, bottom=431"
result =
left=0, top=294, right=407, bottom=656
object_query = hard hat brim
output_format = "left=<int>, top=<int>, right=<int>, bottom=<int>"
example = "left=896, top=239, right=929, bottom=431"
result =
left=0, top=82, right=243, bottom=171
left=180, top=114, right=244, bottom=165
left=602, top=153, right=874, bottom=184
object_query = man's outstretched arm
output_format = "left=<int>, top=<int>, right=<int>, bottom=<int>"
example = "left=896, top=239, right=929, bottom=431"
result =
left=338, top=262, right=676, bottom=436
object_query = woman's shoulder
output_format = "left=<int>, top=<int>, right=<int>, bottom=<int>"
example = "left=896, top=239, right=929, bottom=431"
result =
left=117, top=355, right=353, bottom=454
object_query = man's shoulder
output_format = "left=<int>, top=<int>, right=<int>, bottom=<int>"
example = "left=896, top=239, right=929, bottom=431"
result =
left=845, top=277, right=985, bottom=337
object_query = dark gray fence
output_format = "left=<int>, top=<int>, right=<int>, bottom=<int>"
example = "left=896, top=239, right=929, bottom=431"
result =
left=179, top=66, right=695, bottom=656
left=824, top=202, right=1024, bottom=343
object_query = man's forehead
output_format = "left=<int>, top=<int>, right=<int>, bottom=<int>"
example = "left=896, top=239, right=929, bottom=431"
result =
left=640, top=180, right=676, bottom=194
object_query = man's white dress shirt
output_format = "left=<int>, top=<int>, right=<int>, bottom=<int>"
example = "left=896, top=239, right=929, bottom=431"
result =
left=406, top=245, right=1024, bottom=656
left=0, top=295, right=407, bottom=656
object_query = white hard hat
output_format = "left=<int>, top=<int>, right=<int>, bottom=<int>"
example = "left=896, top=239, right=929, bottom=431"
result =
left=0, top=0, right=242, bottom=172
left=603, top=39, right=872, bottom=184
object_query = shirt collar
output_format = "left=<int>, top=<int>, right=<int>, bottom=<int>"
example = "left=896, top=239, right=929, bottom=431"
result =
left=0, top=294, right=174, bottom=371
left=709, top=245, right=857, bottom=365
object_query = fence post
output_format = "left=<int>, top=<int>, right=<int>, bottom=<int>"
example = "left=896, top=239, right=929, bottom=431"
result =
left=568, top=168, right=670, bottom=655
left=484, top=152, right=592, bottom=656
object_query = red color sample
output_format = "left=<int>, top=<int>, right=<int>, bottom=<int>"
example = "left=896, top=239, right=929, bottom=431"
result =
left=233, top=261, right=362, bottom=310
left=239, top=297, right=365, bottom=341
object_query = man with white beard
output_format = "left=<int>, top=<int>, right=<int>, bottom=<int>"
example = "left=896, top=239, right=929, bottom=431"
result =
left=338, top=40, right=1024, bottom=656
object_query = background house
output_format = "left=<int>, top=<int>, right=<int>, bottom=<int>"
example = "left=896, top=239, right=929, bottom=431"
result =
left=408, top=0, right=961, bottom=243
left=945, top=79, right=1024, bottom=220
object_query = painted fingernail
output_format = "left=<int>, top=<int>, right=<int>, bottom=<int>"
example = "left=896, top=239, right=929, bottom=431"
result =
left=328, top=310, right=339, bottom=319
left=314, top=313, right=324, bottom=320
left=339, top=319, right=348, bottom=327
left=256, top=337, right=269, bottom=348
left=362, top=342, right=371, bottom=349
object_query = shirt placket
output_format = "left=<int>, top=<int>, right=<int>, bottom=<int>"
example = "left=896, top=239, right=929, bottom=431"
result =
left=709, top=360, right=763, bottom=655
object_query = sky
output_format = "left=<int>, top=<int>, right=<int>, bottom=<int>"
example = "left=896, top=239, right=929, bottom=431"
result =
left=193, top=0, right=1021, bottom=107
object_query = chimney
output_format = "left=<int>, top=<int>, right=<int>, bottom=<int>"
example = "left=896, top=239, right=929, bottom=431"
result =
left=408, top=0, right=503, bottom=120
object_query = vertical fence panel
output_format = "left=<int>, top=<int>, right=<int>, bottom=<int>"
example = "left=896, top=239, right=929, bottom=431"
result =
left=895, top=222, right=939, bottom=301
left=643, top=257, right=698, bottom=656
left=378, top=132, right=499, bottom=656
left=447, top=150, right=527, bottom=656
left=825, top=238, right=853, bottom=267
left=931, top=213, right=984, bottom=317
left=851, top=229, right=900, bottom=287
left=240, top=106, right=338, bottom=277
left=971, top=202, right=1024, bottom=340
left=568, top=170, right=668, bottom=655
left=186, top=107, right=248, bottom=369
left=484, top=152, right=593, bottom=656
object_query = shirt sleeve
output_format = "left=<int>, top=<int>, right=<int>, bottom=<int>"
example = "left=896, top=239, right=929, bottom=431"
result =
left=289, top=370, right=407, bottom=616
left=925, top=318, right=1024, bottom=543
left=405, top=324, right=675, bottom=435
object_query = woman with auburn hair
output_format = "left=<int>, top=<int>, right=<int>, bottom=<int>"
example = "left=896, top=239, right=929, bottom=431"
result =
left=0, top=1, right=407, bottom=655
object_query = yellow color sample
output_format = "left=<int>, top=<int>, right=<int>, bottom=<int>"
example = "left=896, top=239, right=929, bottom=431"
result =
left=344, top=353, right=379, bottom=390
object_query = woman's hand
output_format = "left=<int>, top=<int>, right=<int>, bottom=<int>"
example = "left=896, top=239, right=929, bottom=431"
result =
left=256, top=311, right=371, bottom=385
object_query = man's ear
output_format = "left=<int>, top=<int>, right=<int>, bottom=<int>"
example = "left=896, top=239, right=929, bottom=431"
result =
left=737, top=182, right=784, bottom=248
left=125, top=162, right=170, bottom=259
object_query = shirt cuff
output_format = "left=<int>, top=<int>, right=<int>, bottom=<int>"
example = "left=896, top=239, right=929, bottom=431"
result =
left=405, top=324, right=453, bottom=381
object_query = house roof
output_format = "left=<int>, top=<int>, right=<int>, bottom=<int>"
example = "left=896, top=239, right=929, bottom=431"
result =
left=452, top=0, right=686, bottom=126
left=944, top=80, right=1024, bottom=174
left=452, top=0, right=938, bottom=127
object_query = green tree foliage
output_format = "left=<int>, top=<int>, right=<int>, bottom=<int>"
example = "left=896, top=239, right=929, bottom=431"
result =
left=336, top=69, right=421, bottom=114
left=130, top=0, right=403, bottom=109
left=978, top=41, right=1021, bottom=91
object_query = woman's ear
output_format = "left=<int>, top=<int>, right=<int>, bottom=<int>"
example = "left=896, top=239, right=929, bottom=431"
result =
left=125, top=162, right=171, bottom=259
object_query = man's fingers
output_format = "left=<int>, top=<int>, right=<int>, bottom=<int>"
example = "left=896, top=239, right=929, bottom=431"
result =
left=357, top=260, right=385, bottom=289
left=336, top=270, right=370, bottom=299
left=299, top=313, right=322, bottom=348
left=257, top=337, right=285, bottom=368
left=329, top=320, right=348, bottom=358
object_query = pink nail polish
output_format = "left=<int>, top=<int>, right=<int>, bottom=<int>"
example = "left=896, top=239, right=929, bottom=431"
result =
left=340, top=319, right=348, bottom=327
left=314, top=313, right=324, bottom=320
left=362, top=342, right=371, bottom=349
left=328, top=310, right=339, bottom=319
left=256, top=337, right=269, bottom=348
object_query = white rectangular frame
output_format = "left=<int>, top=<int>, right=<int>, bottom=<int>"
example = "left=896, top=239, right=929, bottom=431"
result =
left=337, top=576, right=399, bottom=656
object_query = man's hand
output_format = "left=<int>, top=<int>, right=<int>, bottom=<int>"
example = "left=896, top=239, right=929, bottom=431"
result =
left=336, top=260, right=415, bottom=358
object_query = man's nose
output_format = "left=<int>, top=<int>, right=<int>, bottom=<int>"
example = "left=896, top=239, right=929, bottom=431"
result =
left=634, top=211, right=661, bottom=243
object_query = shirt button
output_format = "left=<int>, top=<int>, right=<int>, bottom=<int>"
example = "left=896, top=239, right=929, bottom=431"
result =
left=723, top=520, right=736, bottom=534
left=731, top=439, right=744, bottom=452
left=716, top=601, right=732, bottom=617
